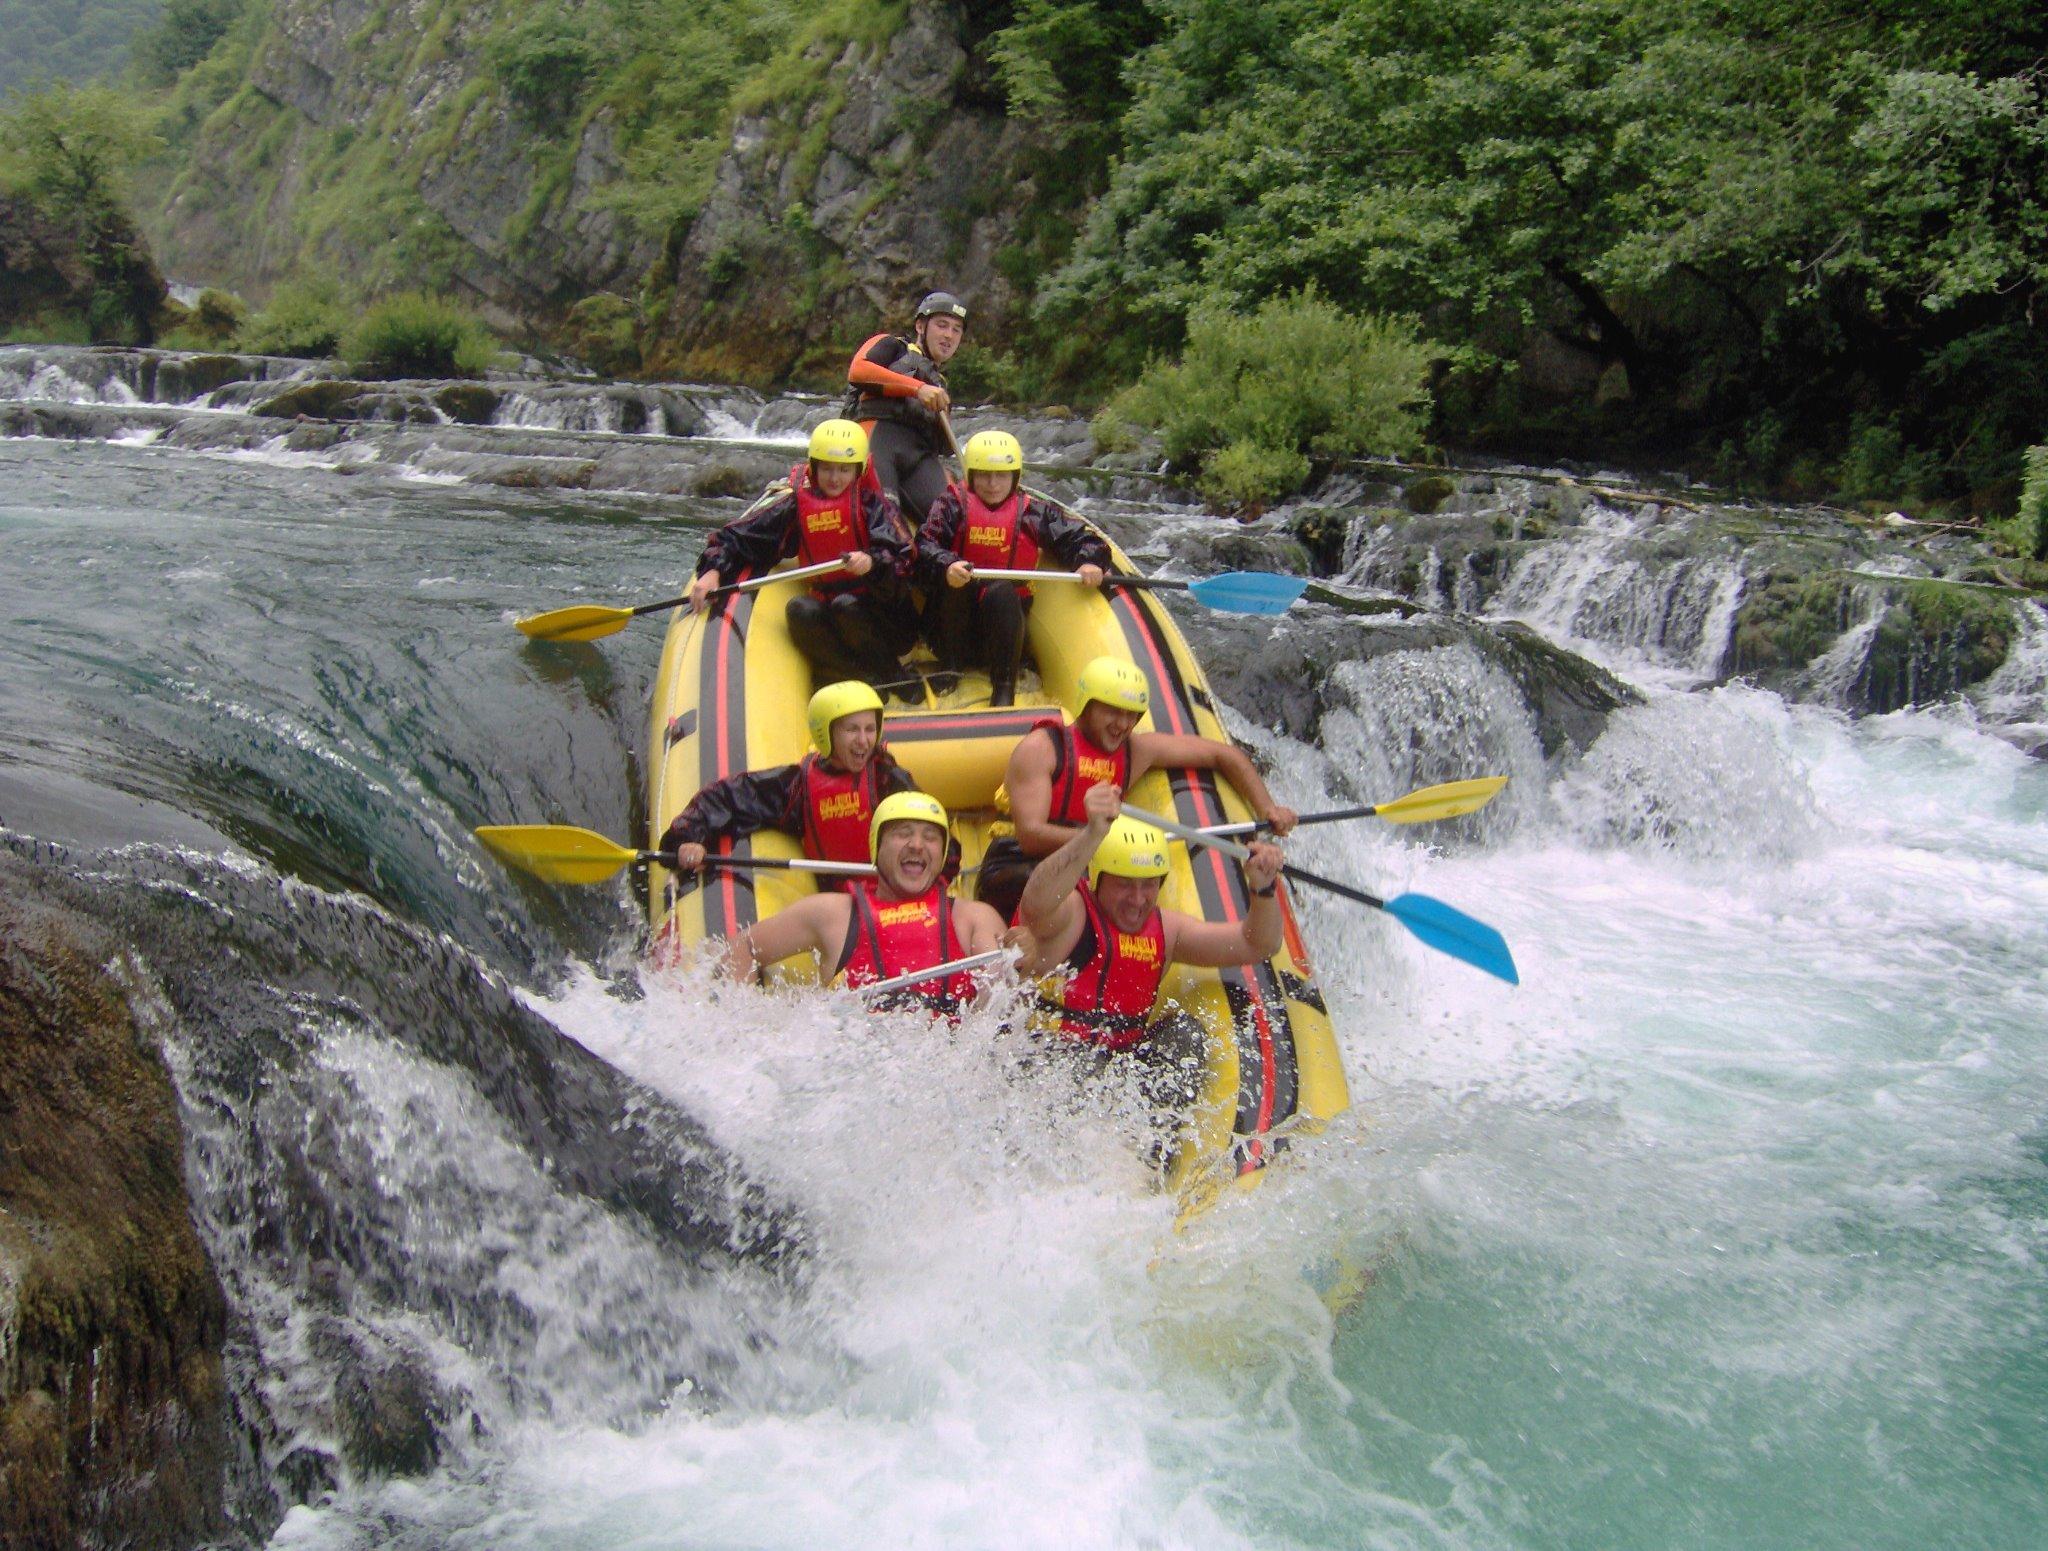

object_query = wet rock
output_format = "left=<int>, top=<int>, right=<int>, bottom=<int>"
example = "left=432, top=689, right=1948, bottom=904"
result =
left=1174, top=599, right=1635, bottom=756
left=313, top=1325, right=453, bottom=1480
left=1404, top=474, right=1457, bottom=514
left=253, top=379, right=371, bottom=420
left=0, top=868, right=230, bottom=1550
left=435, top=383, right=502, bottom=425
left=692, top=462, right=756, bottom=498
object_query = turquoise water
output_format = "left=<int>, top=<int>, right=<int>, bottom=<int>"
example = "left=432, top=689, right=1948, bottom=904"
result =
left=4, top=434, right=2044, bottom=1549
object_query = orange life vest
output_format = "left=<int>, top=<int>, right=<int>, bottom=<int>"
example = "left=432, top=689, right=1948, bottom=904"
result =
left=837, top=879, right=975, bottom=1018
left=1037, top=717, right=1132, bottom=826
left=791, top=464, right=869, bottom=595
left=957, top=488, right=1038, bottom=579
left=798, top=754, right=882, bottom=867
left=1039, top=883, right=1168, bottom=1049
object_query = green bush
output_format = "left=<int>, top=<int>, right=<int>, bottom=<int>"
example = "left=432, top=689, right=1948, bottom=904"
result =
left=1102, top=288, right=1439, bottom=507
left=340, top=293, right=498, bottom=379
left=1988, top=444, right=2048, bottom=561
left=486, top=15, right=598, bottom=127
left=0, top=309, right=92, bottom=345
left=563, top=293, right=640, bottom=377
left=238, top=276, right=349, bottom=358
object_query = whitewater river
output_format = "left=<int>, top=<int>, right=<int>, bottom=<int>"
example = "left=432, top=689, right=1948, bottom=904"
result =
left=4, top=426, right=2045, bottom=1549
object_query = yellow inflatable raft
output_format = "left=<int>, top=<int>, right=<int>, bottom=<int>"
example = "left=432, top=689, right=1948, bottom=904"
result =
left=646, top=539, right=1349, bottom=1207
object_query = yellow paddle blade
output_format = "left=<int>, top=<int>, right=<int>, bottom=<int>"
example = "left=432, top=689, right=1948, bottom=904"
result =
left=514, top=604, right=637, bottom=642
left=1375, top=776, right=1509, bottom=825
left=474, top=824, right=642, bottom=885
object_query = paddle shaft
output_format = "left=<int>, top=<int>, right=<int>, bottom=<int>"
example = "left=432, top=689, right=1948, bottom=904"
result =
left=1202, top=805, right=1389, bottom=839
left=856, top=948, right=1013, bottom=999
left=649, top=851, right=875, bottom=877
left=626, top=558, right=849, bottom=620
left=967, top=567, right=1187, bottom=593
left=1120, top=803, right=1388, bottom=910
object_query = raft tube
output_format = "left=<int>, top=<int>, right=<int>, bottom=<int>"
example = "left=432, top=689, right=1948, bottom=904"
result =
left=647, top=542, right=1349, bottom=1207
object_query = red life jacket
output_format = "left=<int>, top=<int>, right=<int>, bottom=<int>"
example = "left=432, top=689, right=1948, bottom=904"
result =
left=1037, top=717, right=1132, bottom=826
left=797, top=753, right=882, bottom=866
left=791, top=464, right=868, bottom=595
left=958, top=488, right=1038, bottom=580
left=837, top=879, right=976, bottom=1017
left=1039, top=883, right=1168, bottom=1049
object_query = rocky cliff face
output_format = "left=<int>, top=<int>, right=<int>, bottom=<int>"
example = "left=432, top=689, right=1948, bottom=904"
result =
left=149, top=2, right=1032, bottom=375
left=154, top=0, right=662, bottom=329
left=0, top=868, right=229, bottom=1551
left=648, top=4, right=1028, bottom=382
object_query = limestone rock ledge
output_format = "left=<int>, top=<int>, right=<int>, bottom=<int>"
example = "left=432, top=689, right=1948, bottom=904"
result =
left=0, top=880, right=228, bottom=1551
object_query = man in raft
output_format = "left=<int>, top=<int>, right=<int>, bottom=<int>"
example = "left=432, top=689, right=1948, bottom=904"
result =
left=688, top=418, right=916, bottom=690
left=724, top=792, right=1009, bottom=1018
left=843, top=290, right=966, bottom=525
left=917, top=429, right=1110, bottom=708
left=657, top=681, right=916, bottom=874
left=976, top=655, right=1299, bottom=921
left=1014, top=782, right=1286, bottom=1123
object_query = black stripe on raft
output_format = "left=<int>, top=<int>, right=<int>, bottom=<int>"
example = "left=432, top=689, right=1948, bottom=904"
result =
left=1278, top=969, right=1329, bottom=1017
left=695, top=569, right=761, bottom=940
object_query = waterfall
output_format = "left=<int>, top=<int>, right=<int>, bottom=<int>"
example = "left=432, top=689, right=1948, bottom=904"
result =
left=1487, top=502, right=1745, bottom=679
left=1316, top=644, right=1550, bottom=841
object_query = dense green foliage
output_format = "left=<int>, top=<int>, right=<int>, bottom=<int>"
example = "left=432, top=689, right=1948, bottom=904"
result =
left=1994, top=445, right=2048, bottom=562
left=340, top=292, right=498, bottom=379
left=0, top=0, right=164, bottom=95
left=1032, top=0, right=2048, bottom=504
left=132, top=0, right=239, bottom=85
left=236, top=274, right=349, bottom=358
left=1103, top=289, right=1439, bottom=506
left=1, top=80, right=164, bottom=341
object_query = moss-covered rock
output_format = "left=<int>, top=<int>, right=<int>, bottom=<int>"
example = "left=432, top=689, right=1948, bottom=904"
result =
left=435, top=383, right=503, bottom=424
left=691, top=462, right=755, bottom=498
left=1289, top=507, right=1350, bottom=575
left=1404, top=473, right=1456, bottom=513
left=1729, top=571, right=1856, bottom=674
left=1861, top=582, right=2017, bottom=713
left=0, top=875, right=229, bottom=1550
left=254, top=379, right=370, bottom=420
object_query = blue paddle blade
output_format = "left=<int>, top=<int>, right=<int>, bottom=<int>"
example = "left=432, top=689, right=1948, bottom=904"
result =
left=1384, top=892, right=1521, bottom=984
left=1184, top=571, right=1310, bottom=615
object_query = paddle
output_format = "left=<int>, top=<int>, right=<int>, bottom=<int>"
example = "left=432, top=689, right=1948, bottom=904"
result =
left=1118, top=802, right=1520, bottom=985
left=964, top=566, right=1309, bottom=617
left=1197, top=776, right=1509, bottom=838
left=473, top=824, right=874, bottom=885
left=514, top=559, right=849, bottom=642
left=855, top=948, right=1016, bottom=1000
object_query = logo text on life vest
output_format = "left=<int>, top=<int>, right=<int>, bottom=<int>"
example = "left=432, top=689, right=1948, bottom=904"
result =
left=1077, top=754, right=1118, bottom=784
left=805, top=509, right=850, bottom=536
left=1116, top=934, right=1161, bottom=965
left=816, top=791, right=865, bottom=821
left=876, top=901, right=935, bottom=928
left=967, top=524, right=1008, bottom=549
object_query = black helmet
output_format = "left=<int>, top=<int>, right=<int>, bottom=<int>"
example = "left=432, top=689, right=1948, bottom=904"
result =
left=914, top=291, right=968, bottom=324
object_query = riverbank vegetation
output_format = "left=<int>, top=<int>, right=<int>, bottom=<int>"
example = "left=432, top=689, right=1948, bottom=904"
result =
left=5, top=0, right=2045, bottom=526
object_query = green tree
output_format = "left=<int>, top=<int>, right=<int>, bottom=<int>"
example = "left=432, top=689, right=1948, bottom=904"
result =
left=1105, top=288, right=1440, bottom=506
left=0, top=78, right=161, bottom=219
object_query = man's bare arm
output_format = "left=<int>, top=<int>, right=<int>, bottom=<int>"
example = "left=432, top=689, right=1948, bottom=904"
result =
left=1129, top=732, right=1298, bottom=835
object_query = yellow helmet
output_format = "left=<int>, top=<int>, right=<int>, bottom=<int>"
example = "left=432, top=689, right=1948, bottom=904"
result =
left=807, top=418, right=868, bottom=466
left=870, top=790, right=948, bottom=856
left=806, top=680, right=884, bottom=758
left=1089, top=817, right=1171, bottom=886
left=1073, top=656, right=1149, bottom=716
left=962, top=430, right=1024, bottom=476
